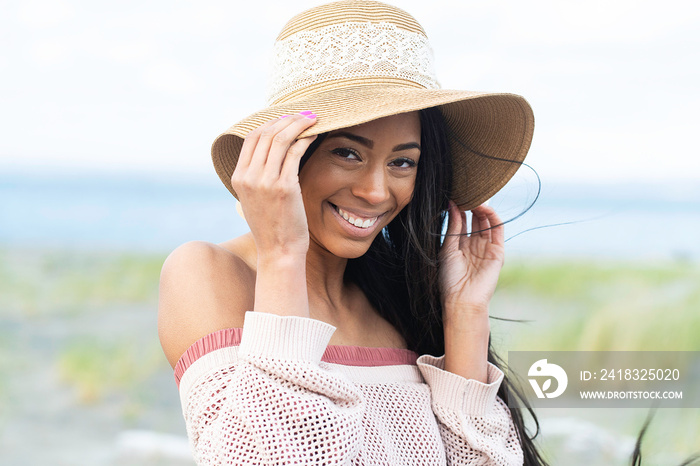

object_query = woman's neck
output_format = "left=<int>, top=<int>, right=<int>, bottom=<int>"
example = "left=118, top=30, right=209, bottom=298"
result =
left=305, top=240, right=365, bottom=327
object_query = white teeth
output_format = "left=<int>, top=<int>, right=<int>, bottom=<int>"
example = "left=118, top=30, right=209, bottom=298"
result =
left=335, top=206, right=378, bottom=229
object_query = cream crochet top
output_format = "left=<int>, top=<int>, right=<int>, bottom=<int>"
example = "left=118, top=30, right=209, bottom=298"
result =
left=175, top=311, right=524, bottom=465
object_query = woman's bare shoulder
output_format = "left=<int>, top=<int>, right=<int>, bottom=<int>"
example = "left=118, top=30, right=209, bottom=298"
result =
left=157, top=235, right=257, bottom=368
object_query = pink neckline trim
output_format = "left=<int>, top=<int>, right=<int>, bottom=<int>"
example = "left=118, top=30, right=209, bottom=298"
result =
left=174, top=327, right=418, bottom=387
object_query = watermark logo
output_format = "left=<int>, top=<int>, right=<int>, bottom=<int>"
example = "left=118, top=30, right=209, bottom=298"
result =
left=509, top=351, right=698, bottom=408
left=528, top=359, right=568, bottom=398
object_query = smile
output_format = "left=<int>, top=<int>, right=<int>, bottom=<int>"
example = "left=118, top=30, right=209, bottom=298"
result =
left=330, top=204, right=380, bottom=229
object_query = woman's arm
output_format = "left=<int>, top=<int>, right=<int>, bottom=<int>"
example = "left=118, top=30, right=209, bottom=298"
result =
left=179, top=311, right=365, bottom=465
left=231, top=112, right=318, bottom=319
left=159, top=113, right=318, bottom=368
left=429, top=202, right=522, bottom=464
left=438, top=202, right=504, bottom=382
left=418, top=355, right=523, bottom=465
left=158, top=240, right=366, bottom=465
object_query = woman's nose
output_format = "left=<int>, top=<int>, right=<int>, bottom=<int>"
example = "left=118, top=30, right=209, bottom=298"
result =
left=351, top=167, right=390, bottom=205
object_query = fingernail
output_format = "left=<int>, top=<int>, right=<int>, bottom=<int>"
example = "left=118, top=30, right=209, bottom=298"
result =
left=305, top=113, right=317, bottom=119
left=298, top=111, right=314, bottom=116
left=279, top=114, right=289, bottom=118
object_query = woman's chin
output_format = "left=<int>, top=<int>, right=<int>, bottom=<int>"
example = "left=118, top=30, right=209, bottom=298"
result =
left=327, top=241, right=373, bottom=260
left=338, top=241, right=374, bottom=259
left=309, top=233, right=379, bottom=260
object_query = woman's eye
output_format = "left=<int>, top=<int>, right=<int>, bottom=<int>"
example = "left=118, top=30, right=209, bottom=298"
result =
left=331, top=148, right=360, bottom=160
left=390, top=158, right=417, bottom=169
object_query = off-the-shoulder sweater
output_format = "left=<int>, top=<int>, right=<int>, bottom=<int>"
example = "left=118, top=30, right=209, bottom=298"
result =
left=175, top=311, right=523, bottom=465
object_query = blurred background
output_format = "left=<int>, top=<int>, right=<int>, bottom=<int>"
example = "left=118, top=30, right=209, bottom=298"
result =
left=1, top=0, right=699, bottom=464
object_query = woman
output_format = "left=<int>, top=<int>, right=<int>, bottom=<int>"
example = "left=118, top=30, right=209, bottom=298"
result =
left=158, top=1, right=544, bottom=464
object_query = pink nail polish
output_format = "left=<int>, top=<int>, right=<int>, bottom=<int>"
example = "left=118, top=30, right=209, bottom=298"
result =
left=305, top=113, right=317, bottom=119
left=298, top=110, right=313, bottom=116
left=280, top=114, right=289, bottom=118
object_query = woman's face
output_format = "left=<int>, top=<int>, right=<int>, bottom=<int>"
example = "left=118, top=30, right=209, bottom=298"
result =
left=299, top=111, right=421, bottom=259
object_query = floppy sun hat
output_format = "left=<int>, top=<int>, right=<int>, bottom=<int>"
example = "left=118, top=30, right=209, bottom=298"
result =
left=212, top=0, right=534, bottom=211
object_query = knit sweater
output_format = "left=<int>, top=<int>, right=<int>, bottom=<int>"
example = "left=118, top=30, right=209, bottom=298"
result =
left=175, top=311, right=524, bottom=465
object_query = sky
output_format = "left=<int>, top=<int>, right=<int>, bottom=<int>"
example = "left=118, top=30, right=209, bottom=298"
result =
left=1, top=0, right=699, bottom=184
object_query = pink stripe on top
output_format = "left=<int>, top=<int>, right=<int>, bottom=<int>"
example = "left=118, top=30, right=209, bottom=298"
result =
left=175, top=327, right=419, bottom=387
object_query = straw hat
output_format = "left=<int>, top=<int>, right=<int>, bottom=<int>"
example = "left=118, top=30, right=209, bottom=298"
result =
left=211, top=0, right=534, bottom=211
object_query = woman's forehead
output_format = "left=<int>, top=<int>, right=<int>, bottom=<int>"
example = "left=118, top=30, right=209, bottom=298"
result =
left=327, top=112, right=421, bottom=141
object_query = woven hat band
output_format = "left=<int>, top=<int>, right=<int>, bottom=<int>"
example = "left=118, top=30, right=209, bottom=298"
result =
left=271, top=76, right=426, bottom=105
left=267, top=21, right=439, bottom=106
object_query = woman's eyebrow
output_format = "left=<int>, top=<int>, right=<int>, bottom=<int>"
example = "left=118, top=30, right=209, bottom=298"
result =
left=327, top=132, right=421, bottom=152
left=327, top=132, right=373, bottom=148
left=392, top=142, right=421, bottom=152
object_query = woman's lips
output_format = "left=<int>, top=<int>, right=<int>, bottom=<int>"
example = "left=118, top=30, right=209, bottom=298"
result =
left=328, top=202, right=386, bottom=237
left=335, top=205, right=379, bottom=229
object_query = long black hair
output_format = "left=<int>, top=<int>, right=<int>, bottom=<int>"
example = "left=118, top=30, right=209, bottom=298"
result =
left=302, top=107, right=548, bottom=464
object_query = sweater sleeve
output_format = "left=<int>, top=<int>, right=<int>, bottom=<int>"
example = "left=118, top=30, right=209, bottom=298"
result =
left=181, top=311, right=365, bottom=465
left=417, top=355, right=524, bottom=465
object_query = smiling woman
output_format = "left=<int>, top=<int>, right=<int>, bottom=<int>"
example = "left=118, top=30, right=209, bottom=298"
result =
left=157, top=1, right=544, bottom=465
left=300, top=113, right=420, bottom=255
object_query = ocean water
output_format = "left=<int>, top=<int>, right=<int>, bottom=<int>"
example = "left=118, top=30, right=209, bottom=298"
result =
left=1, top=172, right=699, bottom=261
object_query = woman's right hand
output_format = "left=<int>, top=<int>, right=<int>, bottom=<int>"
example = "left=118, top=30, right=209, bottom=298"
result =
left=231, top=112, right=318, bottom=260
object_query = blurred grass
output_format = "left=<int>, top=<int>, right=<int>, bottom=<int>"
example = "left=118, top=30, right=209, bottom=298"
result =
left=0, top=247, right=169, bottom=412
left=57, top=338, right=163, bottom=405
left=493, top=259, right=700, bottom=351
left=0, top=248, right=164, bottom=317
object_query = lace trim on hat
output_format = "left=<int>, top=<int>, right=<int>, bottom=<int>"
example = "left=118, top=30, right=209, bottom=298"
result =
left=267, top=22, right=440, bottom=105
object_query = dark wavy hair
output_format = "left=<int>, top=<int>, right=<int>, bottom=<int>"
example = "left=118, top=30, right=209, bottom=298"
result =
left=302, top=107, right=548, bottom=464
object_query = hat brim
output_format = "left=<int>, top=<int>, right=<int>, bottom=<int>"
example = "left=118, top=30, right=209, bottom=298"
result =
left=212, top=84, right=534, bottom=211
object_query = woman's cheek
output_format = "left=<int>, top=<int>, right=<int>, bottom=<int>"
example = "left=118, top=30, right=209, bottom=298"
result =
left=396, top=178, right=417, bottom=208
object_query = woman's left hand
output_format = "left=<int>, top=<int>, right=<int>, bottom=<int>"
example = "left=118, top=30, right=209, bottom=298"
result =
left=439, top=201, right=505, bottom=318
left=438, top=201, right=504, bottom=381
